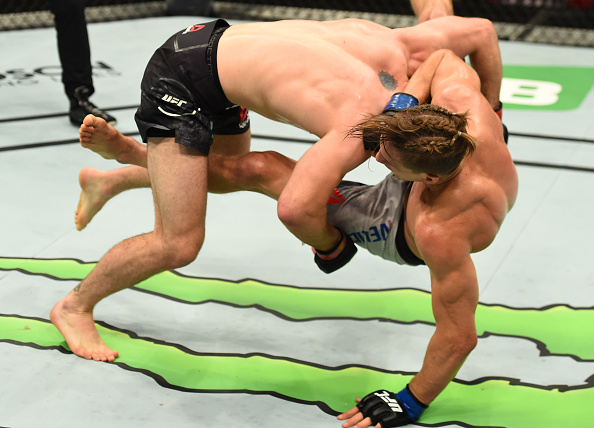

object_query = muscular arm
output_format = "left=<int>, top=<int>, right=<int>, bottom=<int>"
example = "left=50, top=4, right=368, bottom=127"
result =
left=461, top=20, right=502, bottom=109
left=409, top=225, right=479, bottom=404
left=411, top=17, right=502, bottom=108
left=277, top=130, right=369, bottom=251
left=402, top=48, right=483, bottom=112
left=392, top=49, right=484, bottom=405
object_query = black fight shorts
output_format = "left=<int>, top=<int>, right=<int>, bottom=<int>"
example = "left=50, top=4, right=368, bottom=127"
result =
left=134, top=19, right=250, bottom=155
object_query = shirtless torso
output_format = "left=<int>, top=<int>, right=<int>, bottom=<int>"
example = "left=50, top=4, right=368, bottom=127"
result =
left=219, top=18, right=501, bottom=139
left=219, top=19, right=408, bottom=137
left=217, top=17, right=505, bottom=253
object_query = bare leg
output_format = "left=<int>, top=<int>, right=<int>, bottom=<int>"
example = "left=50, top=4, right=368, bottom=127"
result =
left=74, top=150, right=295, bottom=230
left=207, top=130, right=296, bottom=197
left=211, top=130, right=251, bottom=156
left=80, top=116, right=251, bottom=166
left=208, top=151, right=295, bottom=199
left=79, top=114, right=147, bottom=167
left=75, top=166, right=150, bottom=230
left=53, top=137, right=208, bottom=361
left=75, top=122, right=296, bottom=228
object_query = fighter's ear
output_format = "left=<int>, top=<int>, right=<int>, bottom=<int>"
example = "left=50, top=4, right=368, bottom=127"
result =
left=423, top=173, right=440, bottom=185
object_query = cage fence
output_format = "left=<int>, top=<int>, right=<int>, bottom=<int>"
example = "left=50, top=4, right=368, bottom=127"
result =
left=1, top=0, right=593, bottom=46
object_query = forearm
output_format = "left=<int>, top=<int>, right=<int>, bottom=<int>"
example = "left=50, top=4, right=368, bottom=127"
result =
left=406, top=251, right=479, bottom=404
left=277, top=147, right=342, bottom=251
left=401, top=49, right=450, bottom=104
left=277, top=172, right=339, bottom=251
left=408, top=327, right=474, bottom=404
left=466, top=21, right=503, bottom=109
left=420, top=17, right=502, bottom=108
left=278, top=132, right=366, bottom=251
left=281, top=209, right=341, bottom=251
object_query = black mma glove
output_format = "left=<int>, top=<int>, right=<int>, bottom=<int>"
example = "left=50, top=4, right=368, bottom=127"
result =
left=357, top=386, right=427, bottom=427
left=313, top=228, right=357, bottom=274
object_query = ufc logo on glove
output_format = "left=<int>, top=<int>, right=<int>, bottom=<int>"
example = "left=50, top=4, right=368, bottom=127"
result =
left=375, top=391, right=404, bottom=413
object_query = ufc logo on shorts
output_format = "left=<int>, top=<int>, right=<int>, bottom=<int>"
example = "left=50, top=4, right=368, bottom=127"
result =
left=162, top=94, right=188, bottom=108
left=375, top=391, right=403, bottom=413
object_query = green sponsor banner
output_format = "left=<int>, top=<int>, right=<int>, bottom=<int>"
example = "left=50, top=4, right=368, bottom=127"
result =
left=501, top=65, right=594, bottom=111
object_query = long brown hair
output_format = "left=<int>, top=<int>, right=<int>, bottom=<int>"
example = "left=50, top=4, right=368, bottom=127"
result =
left=350, top=104, right=477, bottom=175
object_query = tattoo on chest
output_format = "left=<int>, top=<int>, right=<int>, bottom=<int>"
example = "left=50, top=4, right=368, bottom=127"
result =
left=378, top=71, right=397, bottom=91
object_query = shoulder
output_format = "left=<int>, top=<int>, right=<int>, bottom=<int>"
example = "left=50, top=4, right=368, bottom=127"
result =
left=431, top=56, right=482, bottom=105
left=413, top=212, right=471, bottom=273
left=411, top=177, right=504, bottom=266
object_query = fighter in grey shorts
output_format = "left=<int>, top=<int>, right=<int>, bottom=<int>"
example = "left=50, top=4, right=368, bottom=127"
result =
left=134, top=19, right=249, bottom=155
left=328, top=175, right=425, bottom=266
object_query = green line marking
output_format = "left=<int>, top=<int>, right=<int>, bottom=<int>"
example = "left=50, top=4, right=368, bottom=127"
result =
left=1, top=314, right=593, bottom=427
left=1, top=257, right=592, bottom=361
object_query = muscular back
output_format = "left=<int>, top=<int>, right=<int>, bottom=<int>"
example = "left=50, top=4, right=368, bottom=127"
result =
left=217, top=17, right=499, bottom=139
left=217, top=19, right=411, bottom=137
left=404, top=53, right=518, bottom=262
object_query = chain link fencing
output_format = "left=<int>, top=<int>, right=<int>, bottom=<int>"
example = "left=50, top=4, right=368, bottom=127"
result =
left=2, top=0, right=593, bottom=46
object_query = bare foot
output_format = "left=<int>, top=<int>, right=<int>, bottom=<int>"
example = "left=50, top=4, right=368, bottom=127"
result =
left=79, top=114, right=145, bottom=166
left=50, top=296, right=118, bottom=362
left=79, top=114, right=123, bottom=160
left=75, top=167, right=115, bottom=231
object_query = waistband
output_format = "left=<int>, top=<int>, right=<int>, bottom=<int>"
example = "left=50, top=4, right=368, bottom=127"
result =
left=206, top=25, right=233, bottom=112
left=396, top=183, right=425, bottom=266
left=168, top=19, right=234, bottom=114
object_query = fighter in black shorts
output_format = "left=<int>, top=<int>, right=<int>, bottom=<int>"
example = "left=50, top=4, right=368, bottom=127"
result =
left=134, top=19, right=250, bottom=155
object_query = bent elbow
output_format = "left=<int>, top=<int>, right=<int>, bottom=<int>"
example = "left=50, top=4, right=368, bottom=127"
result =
left=481, top=19, right=498, bottom=41
left=466, top=17, right=497, bottom=43
left=277, top=194, right=305, bottom=230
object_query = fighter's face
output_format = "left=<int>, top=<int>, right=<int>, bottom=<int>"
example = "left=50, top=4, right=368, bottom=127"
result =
left=374, top=141, right=424, bottom=182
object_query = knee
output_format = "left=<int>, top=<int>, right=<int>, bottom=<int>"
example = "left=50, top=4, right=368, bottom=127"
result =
left=210, top=151, right=281, bottom=191
left=237, top=151, right=273, bottom=183
left=241, top=151, right=294, bottom=192
left=156, top=232, right=205, bottom=270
